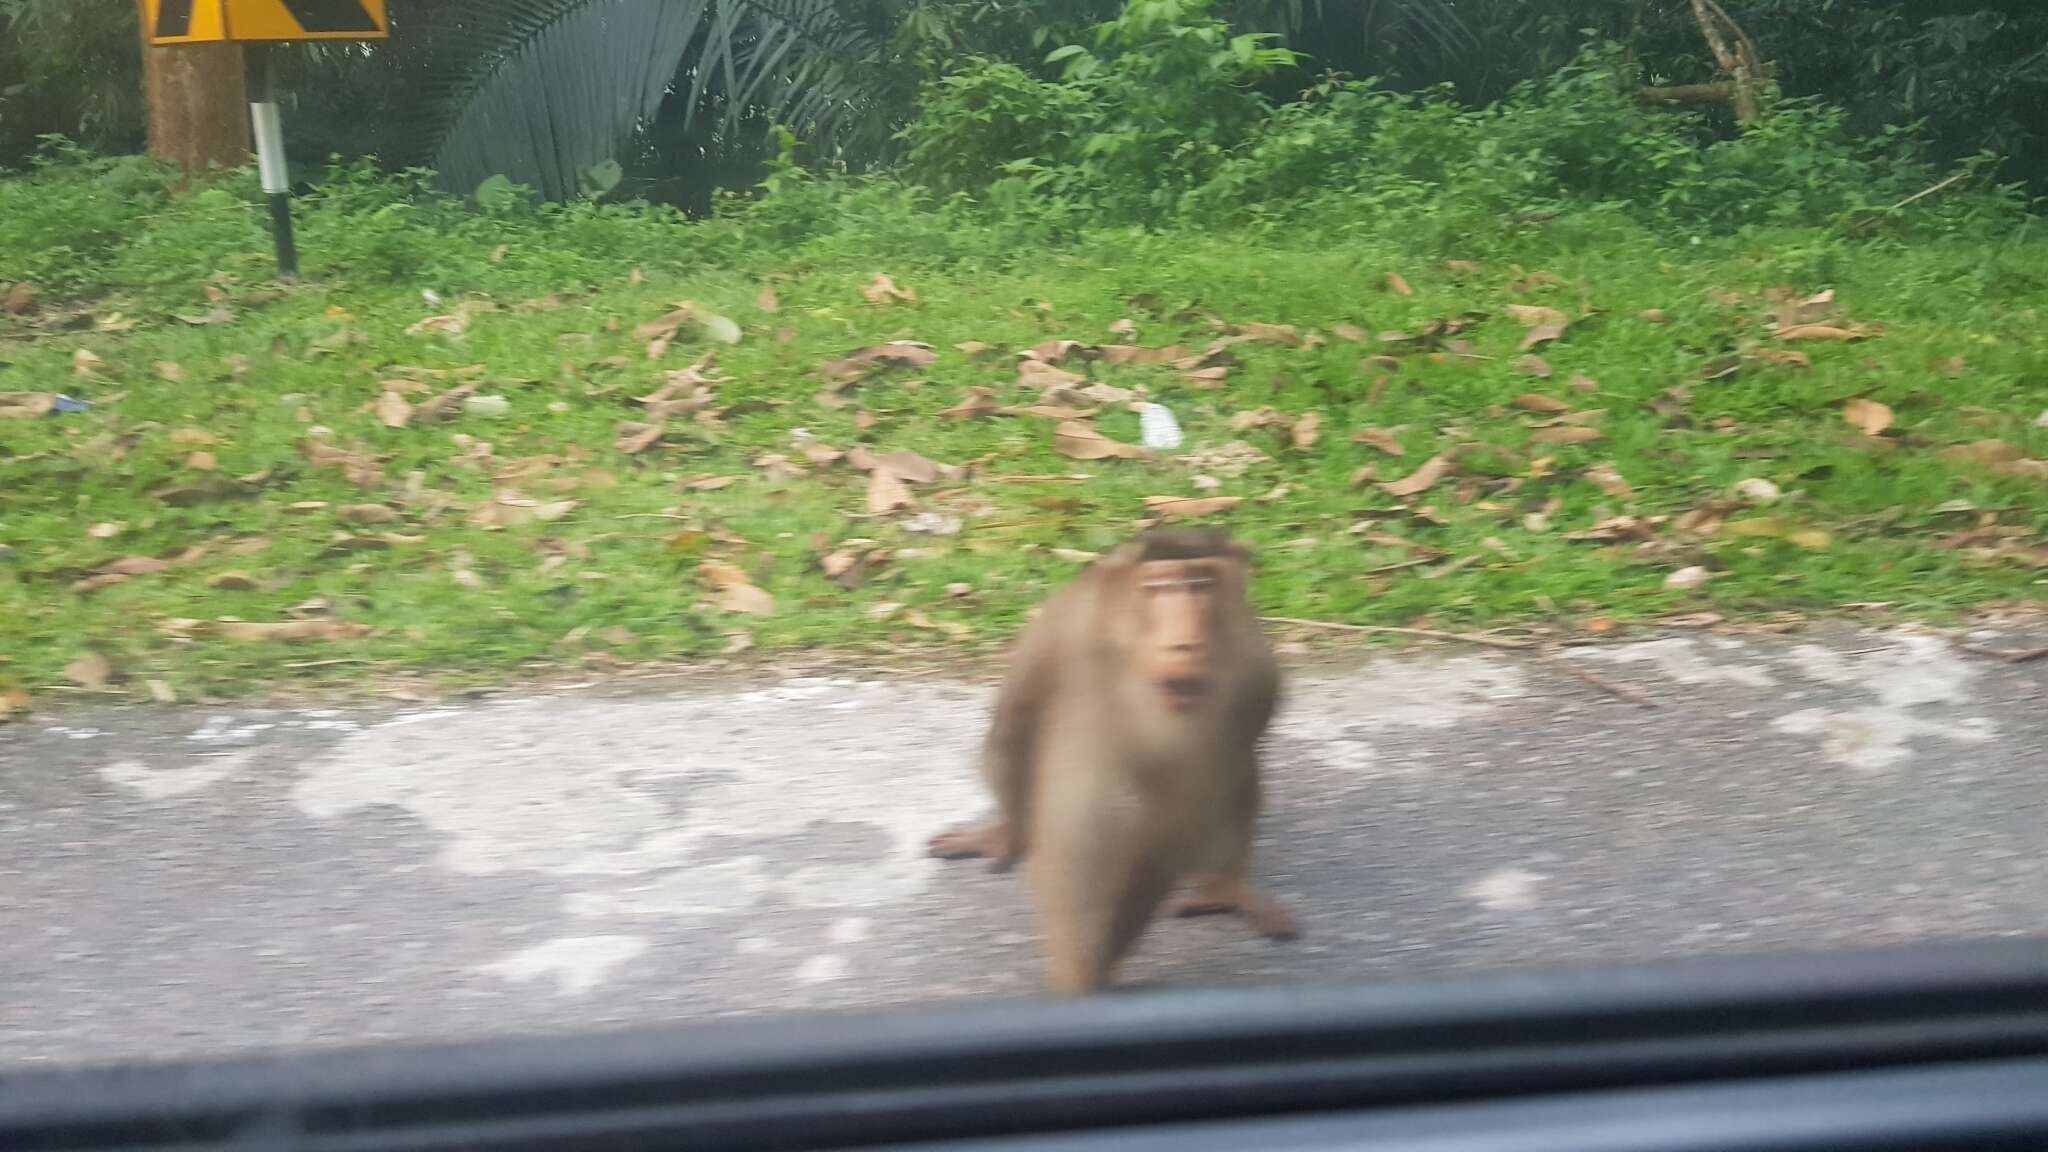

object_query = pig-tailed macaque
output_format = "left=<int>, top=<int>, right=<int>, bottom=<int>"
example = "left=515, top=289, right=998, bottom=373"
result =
left=929, top=528, right=1297, bottom=995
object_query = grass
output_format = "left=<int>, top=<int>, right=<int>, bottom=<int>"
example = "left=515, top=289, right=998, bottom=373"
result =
left=2, top=158, right=2046, bottom=705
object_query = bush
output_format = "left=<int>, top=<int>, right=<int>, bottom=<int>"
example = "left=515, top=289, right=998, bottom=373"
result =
left=902, top=0, right=1294, bottom=223
left=904, top=28, right=2026, bottom=237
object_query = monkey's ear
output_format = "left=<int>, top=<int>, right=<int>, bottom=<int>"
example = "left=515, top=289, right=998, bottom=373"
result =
left=1099, top=540, right=1148, bottom=571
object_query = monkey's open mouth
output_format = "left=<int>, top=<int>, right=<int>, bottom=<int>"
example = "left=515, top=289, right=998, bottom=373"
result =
left=1159, top=677, right=1210, bottom=707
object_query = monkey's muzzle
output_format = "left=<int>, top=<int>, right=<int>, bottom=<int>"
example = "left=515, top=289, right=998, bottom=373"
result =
left=1158, top=676, right=1211, bottom=710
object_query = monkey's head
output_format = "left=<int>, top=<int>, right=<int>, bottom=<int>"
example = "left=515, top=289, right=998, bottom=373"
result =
left=1102, top=528, right=1254, bottom=712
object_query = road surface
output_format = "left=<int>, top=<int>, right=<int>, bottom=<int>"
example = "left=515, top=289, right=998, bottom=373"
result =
left=3, top=624, right=2045, bottom=1069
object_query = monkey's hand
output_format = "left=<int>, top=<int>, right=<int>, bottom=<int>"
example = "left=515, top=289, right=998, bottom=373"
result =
left=927, top=821, right=1018, bottom=872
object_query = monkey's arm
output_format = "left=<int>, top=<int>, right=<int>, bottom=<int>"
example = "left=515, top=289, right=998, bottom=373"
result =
left=977, top=586, right=1088, bottom=865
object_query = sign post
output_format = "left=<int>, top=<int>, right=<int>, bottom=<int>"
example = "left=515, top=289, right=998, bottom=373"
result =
left=144, top=0, right=390, bottom=280
left=243, top=44, right=298, bottom=280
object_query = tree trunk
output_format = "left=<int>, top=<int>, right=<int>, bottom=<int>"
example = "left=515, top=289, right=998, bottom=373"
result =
left=136, top=0, right=250, bottom=173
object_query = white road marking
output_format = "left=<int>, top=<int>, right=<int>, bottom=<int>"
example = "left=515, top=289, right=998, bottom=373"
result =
left=294, top=681, right=988, bottom=925
left=795, top=954, right=850, bottom=984
left=1465, top=867, right=1545, bottom=912
left=1568, top=638, right=1776, bottom=688
left=478, top=936, right=648, bottom=996
left=99, top=750, right=257, bottom=799
left=1771, top=633, right=1994, bottom=770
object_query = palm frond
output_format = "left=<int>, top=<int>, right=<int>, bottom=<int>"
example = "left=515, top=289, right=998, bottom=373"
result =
left=393, top=0, right=882, bottom=201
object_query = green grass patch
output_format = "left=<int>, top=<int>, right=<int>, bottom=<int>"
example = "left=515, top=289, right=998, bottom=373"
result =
left=3, top=158, right=2046, bottom=704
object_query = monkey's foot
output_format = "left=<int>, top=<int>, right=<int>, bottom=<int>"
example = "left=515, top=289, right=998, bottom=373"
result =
left=926, top=822, right=1017, bottom=872
left=1169, top=881, right=1301, bottom=941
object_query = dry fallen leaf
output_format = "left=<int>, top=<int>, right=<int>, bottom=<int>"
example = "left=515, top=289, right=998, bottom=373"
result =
left=206, top=571, right=262, bottom=591
left=1513, top=354, right=1552, bottom=378
left=1109, top=318, right=1139, bottom=339
left=1331, top=322, right=1368, bottom=343
left=1937, top=439, right=2048, bottom=478
left=1753, top=348, right=1811, bottom=369
left=1018, top=359, right=1087, bottom=390
left=756, top=285, right=779, bottom=313
left=73, top=348, right=106, bottom=377
left=1777, top=323, right=1866, bottom=342
left=1513, top=393, right=1571, bottom=414
left=849, top=448, right=946, bottom=483
left=0, top=392, right=56, bottom=419
left=412, top=381, right=479, bottom=423
left=64, top=652, right=113, bottom=690
left=1053, top=421, right=1151, bottom=461
left=940, top=387, right=999, bottom=420
left=1290, top=411, right=1323, bottom=450
left=186, top=451, right=218, bottom=472
left=1379, top=453, right=1452, bottom=498
left=338, top=503, right=400, bottom=525
left=174, top=306, right=234, bottom=327
left=1665, top=566, right=1711, bottom=591
left=1506, top=304, right=1569, bottom=328
left=1098, top=344, right=1180, bottom=366
left=616, top=421, right=665, bottom=455
left=1143, top=495, right=1244, bottom=520
left=1842, top=397, right=1894, bottom=437
left=867, top=468, right=915, bottom=515
left=1518, top=323, right=1566, bottom=351
left=1230, top=407, right=1290, bottom=433
left=2, top=281, right=34, bottom=315
left=700, top=561, right=774, bottom=615
left=1024, top=339, right=1093, bottom=365
left=145, top=680, right=176, bottom=704
left=1530, top=426, right=1603, bottom=445
left=1385, top=272, right=1414, bottom=297
left=216, top=620, right=373, bottom=643
left=1240, top=322, right=1303, bottom=346
left=86, top=521, right=125, bottom=539
left=471, top=493, right=577, bottom=529
left=862, top=273, right=916, bottom=305
left=1353, top=427, right=1405, bottom=456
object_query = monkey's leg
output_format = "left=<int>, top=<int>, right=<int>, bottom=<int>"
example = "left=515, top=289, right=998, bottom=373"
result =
left=1168, top=877, right=1300, bottom=941
left=1032, top=786, right=1173, bottom=996
left=1170, top=789, right=1300, bottom=941
left=1038, top=856, right=1174, bottom=996
left=927, top=656, right=1046, bottom=871
left=927, top=820, right=1014, bottom=866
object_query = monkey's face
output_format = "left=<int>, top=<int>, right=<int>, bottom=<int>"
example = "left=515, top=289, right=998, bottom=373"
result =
left=1128, top=557, right=1235, bottom=711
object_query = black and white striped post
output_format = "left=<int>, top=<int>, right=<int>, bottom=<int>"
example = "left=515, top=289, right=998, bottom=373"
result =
left=242, top=44, right=298, bottom=281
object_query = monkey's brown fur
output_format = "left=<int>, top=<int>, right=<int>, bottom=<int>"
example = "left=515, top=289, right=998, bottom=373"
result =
left=929, top=528, right=1296, bottom=995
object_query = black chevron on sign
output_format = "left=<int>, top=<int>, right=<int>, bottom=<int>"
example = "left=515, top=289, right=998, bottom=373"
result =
left=277, top=0, right=379, bottom=32
left=155, top=0, right=195, bottom=36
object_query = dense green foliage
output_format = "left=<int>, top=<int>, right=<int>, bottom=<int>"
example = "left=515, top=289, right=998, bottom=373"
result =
left=6, top=0, right=2047, bottom=203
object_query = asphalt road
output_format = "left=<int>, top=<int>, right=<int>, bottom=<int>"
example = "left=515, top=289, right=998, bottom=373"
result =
left=3, top=624, right=2045, bottom=1070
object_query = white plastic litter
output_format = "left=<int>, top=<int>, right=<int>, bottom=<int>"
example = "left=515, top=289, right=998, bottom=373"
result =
left=1138, top=402, right=1184, bottom=450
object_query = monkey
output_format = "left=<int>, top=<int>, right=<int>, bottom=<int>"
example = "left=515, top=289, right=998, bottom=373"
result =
left=928, top=527, right=1297, bottom=995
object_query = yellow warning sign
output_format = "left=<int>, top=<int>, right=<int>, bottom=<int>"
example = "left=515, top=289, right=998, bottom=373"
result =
left=146, top=0, right=388, bottom=45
